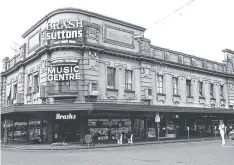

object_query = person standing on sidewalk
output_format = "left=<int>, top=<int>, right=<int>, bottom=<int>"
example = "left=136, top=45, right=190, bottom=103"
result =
left=219, top=121, right=226, bottom=146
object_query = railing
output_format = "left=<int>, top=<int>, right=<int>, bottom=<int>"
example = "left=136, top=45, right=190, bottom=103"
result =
left=47, top=83, right=78, bottom=96
left=45, top=98, right=142, bottom=105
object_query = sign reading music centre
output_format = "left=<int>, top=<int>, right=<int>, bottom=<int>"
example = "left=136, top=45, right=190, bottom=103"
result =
left=47, top=65, right=80, bottom=81
left=46, top=20, right=83, bottom=40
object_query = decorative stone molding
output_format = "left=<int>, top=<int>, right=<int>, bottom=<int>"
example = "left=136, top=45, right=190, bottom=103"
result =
left=210, top=98, right=216, bottom=105
left=103, top=24, right=134, bottom=48
left=173, top=95, right=181, bottom=104
left=157, top=93, right=166, bottom=102
left=186, top=96, right=194, bottom=103
left=138, top=38, right=151, bottom=55
left=199, top=97, right=205, bottom=104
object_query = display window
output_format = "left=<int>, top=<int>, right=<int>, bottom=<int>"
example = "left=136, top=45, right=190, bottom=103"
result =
left=146, top=119, right=155, bottom=138
left=88, top=118, right=132, bottom=141
left=14, top=122, right=27, bottom=142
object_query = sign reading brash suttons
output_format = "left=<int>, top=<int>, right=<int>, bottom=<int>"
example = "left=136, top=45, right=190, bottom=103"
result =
left=47, top=65, right=80, bottom=81
left=46, top=20, right=83, bottom=40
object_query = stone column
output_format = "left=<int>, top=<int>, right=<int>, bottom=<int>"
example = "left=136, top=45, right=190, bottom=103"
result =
left=99, top=62, right=107, bottom=99
left=179, top=76, right=186, bottom=106
left=117, top=66, right=124, bottom=100
left=214, top=82, right=220, bottom=107
left=204, top=80, right=211, bottom=106
left=192, top=78, right=199, bottom=105
left=152, top=71, right=157, bottom=104
left=164, top=73, right=173, bottom=105
left=223, top=83, right=229, bottom=108
left=134, top=68, right=141, bottom=102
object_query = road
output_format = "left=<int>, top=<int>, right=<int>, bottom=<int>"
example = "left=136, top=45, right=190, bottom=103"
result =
left=1, top=140, right=234, bottom=165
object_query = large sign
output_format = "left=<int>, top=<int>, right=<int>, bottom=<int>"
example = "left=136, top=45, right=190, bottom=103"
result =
left=46, top=20, right=83, bottom=40
left=56, top=113, right=77, bottom=120
left=47, top=65, right=80, bottom=81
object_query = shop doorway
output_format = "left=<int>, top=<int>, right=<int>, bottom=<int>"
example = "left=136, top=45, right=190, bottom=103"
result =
left=54, top=119, right=79, bottom=143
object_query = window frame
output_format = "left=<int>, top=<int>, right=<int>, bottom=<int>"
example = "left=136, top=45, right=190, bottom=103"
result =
left=172, top=77, right=179, bottom=95
left=199, top=81, right=203, bottom=97
left=210, top=83, right=214, bottom=97
left=107, top=67, right=116, bottom=89
left=186, top=79, right=192, bottom=97
left=157, top=74, right=163, bottom=94
left=125, top=69, right=133, bottom=91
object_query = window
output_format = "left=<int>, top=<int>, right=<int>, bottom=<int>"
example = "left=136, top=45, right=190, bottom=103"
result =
left=125, top=70, right=133, bottom=90
left=173, top=77, right=179, bottom=95
left=92, top=83, right=98, bottom=91
left=186, top=80, right=192, bottom=97
left=157, top=75, right=163, bottom=93
left=148, top=89, right=152, bottom=96
left=13, top=84, right=17, bottom=99
left=220, top=85, right=224, bottom=98
left=107, top=67, right=116, bottom=89
left=58, top=81, right=70, bottom=93
left=199, top=82, right=203, bottom=97
left=210, top=83, right=214, bottom=97
left=33, top=74, right=39, bottom=93
left=28, top=74, right=32, bottom=93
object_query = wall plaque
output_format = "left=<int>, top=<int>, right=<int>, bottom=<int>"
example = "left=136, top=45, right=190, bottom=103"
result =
left=104, top=25, right=134, bottom=48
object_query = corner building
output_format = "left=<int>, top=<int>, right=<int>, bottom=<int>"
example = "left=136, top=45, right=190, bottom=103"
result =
left=1, top=8, right=234, bottom=144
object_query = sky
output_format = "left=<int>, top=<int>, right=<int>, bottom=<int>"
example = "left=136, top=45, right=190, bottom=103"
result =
left=0, top=0, right=234, bottom=72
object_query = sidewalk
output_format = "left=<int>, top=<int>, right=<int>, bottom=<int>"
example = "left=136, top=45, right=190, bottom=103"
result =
left=1, top=137, right=222, bottom=151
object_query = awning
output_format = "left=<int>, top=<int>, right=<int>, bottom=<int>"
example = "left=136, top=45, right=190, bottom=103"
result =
left=1, top=103, right=234, bottom=115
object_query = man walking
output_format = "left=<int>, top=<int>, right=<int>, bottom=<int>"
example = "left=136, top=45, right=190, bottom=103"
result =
left=219, top=120, right=226, bottom=146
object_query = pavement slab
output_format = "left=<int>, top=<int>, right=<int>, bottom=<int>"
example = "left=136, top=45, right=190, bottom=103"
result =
left=1, top=139, right=234, bottom=165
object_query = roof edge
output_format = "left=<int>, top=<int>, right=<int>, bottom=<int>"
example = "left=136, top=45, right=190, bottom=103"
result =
left=22, top=7, right=146, bottom=38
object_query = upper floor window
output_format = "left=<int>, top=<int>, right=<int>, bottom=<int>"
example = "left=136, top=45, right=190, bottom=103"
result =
left=210, top=83, right=214, bottom=97
left=125, top=70, right=133, bottom=90
left=173, top=77, right=179, bottom=95
left=199, top=82, right=203, bottom=97
left=220, top=85, right=224, bottom=98
left=157, top=75, right=163, bottom=94
left=13, top=84, right=17, bottom=99
left=27, top=74, right=32, bottom=93
left=33, top=74, right=39, bottom=93
left=186, top=80, right=192, bottom=97
left=107, top=67, right=116, bottom=89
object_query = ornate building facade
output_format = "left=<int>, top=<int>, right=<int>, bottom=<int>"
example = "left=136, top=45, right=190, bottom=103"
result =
left=1, top=8, right=234, bottom=144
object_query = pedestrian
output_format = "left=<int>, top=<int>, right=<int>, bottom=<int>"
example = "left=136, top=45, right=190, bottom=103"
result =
left=218, top=120, right=226, bottom=146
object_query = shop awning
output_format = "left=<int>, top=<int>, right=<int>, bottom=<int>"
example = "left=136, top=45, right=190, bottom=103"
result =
left=1, top=103, right=234, bottom=115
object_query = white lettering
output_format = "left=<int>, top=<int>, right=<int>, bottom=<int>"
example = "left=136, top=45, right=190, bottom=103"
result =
left=55, top=113, right=76, bottom=120
left=73, top=66, right=79, bottom=72
left=75, top=73, right=80, bottom=79
left=48, top=67, right=55, bottom=74
left=47, top=74, right=53, bottom=81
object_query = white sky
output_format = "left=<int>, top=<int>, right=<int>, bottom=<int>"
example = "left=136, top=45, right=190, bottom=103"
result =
left=0, top=0, right=234, bottom=72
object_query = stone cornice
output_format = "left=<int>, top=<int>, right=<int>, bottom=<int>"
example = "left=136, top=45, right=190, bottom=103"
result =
left=22, top=8, right=146, bottom=38
left=151, top=45, right=226, bottom=66
left=1, top=43, right=233, bottom=79
left=222, top=49, right=234, bottom=54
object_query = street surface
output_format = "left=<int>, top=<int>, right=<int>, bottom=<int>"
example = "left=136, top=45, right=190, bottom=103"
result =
left=1, top=140, right=234, bottom=165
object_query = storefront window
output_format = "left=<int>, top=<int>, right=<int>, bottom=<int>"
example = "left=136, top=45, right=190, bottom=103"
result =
left=28, top=120, right=47, bottom=143
left=146, top=119, right=155, bottom=138
left=159, top=115, right=176, bottom=138
left=88, top=118, right=132, bottom=141
left=134, top=119, right=145, bottom=140
left=14, top=122, right=27, bottom=142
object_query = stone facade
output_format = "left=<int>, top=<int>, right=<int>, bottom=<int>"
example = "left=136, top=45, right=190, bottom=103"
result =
left=1, top=8, right=234, bottom=112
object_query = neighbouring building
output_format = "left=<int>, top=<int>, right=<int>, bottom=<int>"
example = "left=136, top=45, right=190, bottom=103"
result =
left=1, top=8, right=234, bottom=144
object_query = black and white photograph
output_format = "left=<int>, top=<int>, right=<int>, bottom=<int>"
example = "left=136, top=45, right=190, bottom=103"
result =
left=1, top=0, right=234, bottom=165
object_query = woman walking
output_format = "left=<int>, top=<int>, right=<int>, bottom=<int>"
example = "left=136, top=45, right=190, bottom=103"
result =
left=219, top=121, right=226, bottom=146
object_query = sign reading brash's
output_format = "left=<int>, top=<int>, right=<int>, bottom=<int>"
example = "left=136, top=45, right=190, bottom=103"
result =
left=47, top=65, right=80, bottom=81
left=46, top=20, right=83, bottom=40
left=56, top=113, right=77, bottom=120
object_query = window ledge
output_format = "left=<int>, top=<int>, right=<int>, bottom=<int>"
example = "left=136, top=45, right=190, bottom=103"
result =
left=199, top=96, right=205, bottom=99
left=210, top=97, right=216, bottom=101
left=186, top=96, right=194, bottom=99
left=124, top=90, right=135, bottom=93
left=157, top=93, right=166, bottom=96
left=173, top=94, right=180, bottom=97
left=106, top=88, right=118, bottom=92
